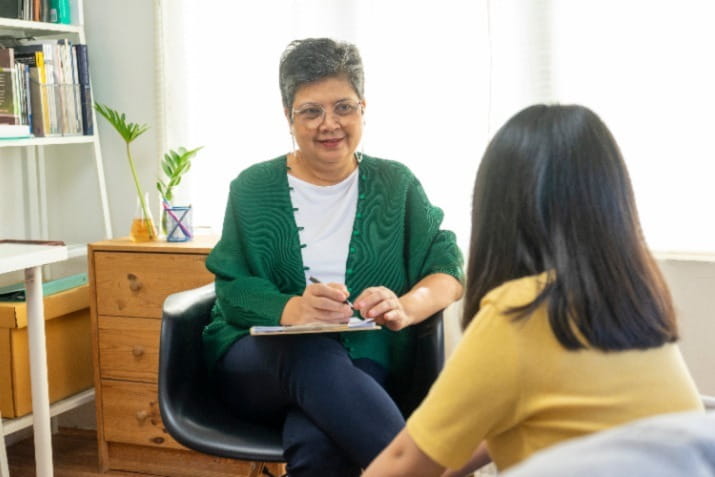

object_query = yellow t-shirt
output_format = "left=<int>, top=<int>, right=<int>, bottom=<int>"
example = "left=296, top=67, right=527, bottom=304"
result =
left=406, top=274, right=704, bottom=471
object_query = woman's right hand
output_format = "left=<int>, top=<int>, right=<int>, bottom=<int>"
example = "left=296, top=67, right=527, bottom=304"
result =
left=280, top=282, right=353, bottom=325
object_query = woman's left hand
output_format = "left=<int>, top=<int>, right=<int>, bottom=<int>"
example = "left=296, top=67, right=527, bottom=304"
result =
left=354, top=286, right=412, bottom=331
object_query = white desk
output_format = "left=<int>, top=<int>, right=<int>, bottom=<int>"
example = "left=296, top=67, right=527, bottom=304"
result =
left=0, top=243, right=68, bottom=477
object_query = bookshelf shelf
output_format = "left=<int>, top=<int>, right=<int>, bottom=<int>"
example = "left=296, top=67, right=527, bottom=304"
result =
left=1, top=389, right=95, bottom=436
left=0, top=135, right=96, bottom=148
left=0, top=17, right=82, bottom=36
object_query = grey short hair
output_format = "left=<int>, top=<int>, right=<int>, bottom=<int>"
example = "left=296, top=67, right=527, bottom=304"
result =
left=279, top=38, right=365, bottom=112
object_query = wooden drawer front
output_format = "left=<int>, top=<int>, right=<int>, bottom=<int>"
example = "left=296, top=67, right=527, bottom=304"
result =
left=101, top=379, right=184, bottom=450
left=94, top=251, right=213, bottom=318
left=105, top=442, right=284, bottom=477
left=99, top=316, right=161, bottom=382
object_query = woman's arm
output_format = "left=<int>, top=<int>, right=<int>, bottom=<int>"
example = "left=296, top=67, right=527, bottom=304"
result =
left=354, top=272, right=463, bottom=331
left=440, top=442, right=491, bottom=477
left=364, top=432, right=491, bottom=477
left=359, top=168, right=463, bottom=331
left=400, top=272, right=464, bottom=323
left=363, top=429, right=445, bottom=477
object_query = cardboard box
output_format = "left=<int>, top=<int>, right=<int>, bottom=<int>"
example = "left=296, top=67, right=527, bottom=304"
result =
left=0, top=284, right=93, bottom=418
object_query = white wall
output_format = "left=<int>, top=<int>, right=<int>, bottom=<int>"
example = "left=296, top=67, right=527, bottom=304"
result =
left=658, top=258, right=715, bottom=397
left=550, top=0, right=715, bottom=253
left=83, top=0, right=159, bottom=238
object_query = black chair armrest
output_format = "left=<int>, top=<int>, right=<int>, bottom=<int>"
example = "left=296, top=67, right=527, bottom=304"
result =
left=396, top=311, right=445, bottom=417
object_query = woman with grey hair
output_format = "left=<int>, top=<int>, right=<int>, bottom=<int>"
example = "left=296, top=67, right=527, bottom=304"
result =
left=202, top=38, right=464, bottom=476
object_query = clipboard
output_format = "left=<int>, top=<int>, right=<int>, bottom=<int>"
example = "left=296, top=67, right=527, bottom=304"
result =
left=250, top=318, right=380, bottom=336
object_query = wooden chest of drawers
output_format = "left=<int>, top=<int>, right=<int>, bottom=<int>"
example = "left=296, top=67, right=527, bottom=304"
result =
left=88, top=237, right=281, bottom=476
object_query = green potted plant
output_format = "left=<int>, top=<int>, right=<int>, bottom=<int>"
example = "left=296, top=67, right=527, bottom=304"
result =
left=156, top=146, right=203, bottom=241
left=94, top=103, right=157, bottom=241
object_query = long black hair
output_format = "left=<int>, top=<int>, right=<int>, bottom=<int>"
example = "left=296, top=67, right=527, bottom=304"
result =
left=463, top=104, right=677, bottom=351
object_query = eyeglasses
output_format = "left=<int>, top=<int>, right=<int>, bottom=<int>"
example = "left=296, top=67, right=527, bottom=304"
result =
left=291, top=100, right=363, bottom=129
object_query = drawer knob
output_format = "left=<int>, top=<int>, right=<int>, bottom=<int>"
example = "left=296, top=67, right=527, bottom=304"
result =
left=132, top=346, right=145, bottom=358
left=136, top=410, right=149, bottom=424
left=127, top=273, right=143, bottom=292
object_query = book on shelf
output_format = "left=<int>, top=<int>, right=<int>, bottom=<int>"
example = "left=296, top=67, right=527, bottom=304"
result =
left=49, top=0, right=70, bottom=24
left=30, top=41, right=59, bottom=135
left=0, top=0, right=21, bottom=20
left=28, top=63, right=48, bottom=136
left=0, top=123, right=31, bottom=139
left=14, top=45, right=49, bottom=136
left=0, top=47, right=20, bottom=125
left=73, top=44, right=92, bottom=135
left=0, top=39, right=91, bottom=138
left=0, top=0, right=67, bottom=22
left=41, top=0, right=49, bottom=22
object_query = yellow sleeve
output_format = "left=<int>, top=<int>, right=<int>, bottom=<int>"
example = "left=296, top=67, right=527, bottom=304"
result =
left=406, top=303, right=521, bottom=469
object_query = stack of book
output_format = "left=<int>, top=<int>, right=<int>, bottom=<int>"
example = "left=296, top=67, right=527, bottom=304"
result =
left=0, top=0, right=71, bottom=24
left=0, top=40, right=93, bottom=139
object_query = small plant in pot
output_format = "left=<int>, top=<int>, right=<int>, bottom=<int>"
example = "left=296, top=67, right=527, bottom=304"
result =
left=94, top=103, right=158, bottom=242
left=156, top=146, right=203, bottom=241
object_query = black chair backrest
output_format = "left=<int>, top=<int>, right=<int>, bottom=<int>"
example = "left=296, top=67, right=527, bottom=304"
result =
left=159, top=283, right=214, bottom=413
left=159, top=283, right=285, bottom=461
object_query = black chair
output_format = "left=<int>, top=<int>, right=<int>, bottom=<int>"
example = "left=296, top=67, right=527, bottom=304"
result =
left=158, top=283, right=445, bottom=476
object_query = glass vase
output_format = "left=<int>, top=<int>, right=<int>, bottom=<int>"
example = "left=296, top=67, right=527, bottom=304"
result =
left=130, top=193, right=158, bottom=242
left=161, top=204, right=193, bottom=242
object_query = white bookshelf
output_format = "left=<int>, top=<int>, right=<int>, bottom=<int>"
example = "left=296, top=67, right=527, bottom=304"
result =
left=0, top=1, right=109, bottom=475
left=0, top=3, right=113, bottom=241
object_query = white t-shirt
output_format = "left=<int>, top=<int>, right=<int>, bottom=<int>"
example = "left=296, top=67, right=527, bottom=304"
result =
left=287, top=169, right=359, bottom=285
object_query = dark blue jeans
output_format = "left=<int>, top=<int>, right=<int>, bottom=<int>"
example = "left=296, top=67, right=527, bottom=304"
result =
left=216, top=334, right=405, bottom=477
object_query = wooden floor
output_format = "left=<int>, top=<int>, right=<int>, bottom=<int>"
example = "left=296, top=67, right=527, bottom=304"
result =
left=7, top=428, right=157, bottom=477
left=7, top=428, right=494, bottom=476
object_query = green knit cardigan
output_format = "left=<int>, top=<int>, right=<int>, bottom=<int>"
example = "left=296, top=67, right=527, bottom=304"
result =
left=202, top=154, right=463, bottom=381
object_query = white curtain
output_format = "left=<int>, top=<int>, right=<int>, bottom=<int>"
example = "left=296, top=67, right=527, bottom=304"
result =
left=161, top=0, right=497, bottom=252
left=161, top=0, right=715, bottom=254
left=548, top=0, right=715, bottom=253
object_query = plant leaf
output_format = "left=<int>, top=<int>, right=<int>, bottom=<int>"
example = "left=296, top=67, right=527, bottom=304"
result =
left=156, top=145, right=204, bottom=202
left=94, top=103, right=149, bottom=143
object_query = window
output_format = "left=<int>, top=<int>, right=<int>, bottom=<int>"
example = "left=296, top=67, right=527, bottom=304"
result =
left=162, top=0, right=715, bottom=253
left=549, top=0, right=715, bottom=253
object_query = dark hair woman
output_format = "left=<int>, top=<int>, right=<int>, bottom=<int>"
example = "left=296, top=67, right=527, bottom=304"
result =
left=463, top=103, right=677, bottom=349
left=365, top=104, right=703, bottom=477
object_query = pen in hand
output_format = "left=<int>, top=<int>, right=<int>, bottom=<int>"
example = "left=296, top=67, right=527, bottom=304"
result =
left=308, top=276, right=354, bottom=308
